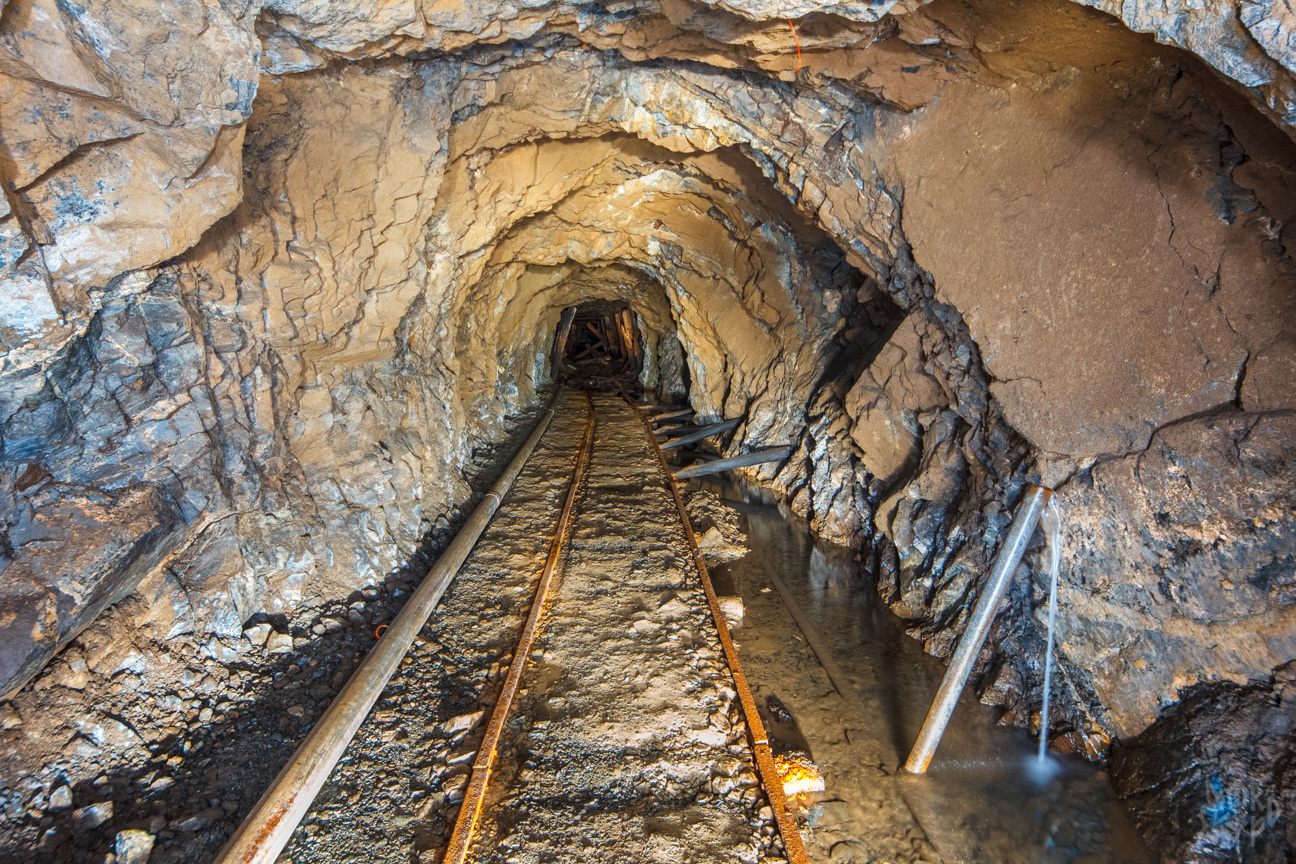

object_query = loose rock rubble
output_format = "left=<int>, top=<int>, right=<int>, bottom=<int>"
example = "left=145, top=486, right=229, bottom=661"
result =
left=281, top=392, right=785, bottom=864
left=1, top=1, right=1293, bottom=860
left=0, top=404, right=554, bottom=863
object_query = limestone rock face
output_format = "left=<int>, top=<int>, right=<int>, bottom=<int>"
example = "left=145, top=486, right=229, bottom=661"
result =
left=0, top=1, right=1293, bottom=859
left=1058, top=412, right=1296, bottom=738
left=0, top=0, right=258, bottom=358
left=0, top=484, right=183, bottom=697
left=844, top=313, right=946, bottom=487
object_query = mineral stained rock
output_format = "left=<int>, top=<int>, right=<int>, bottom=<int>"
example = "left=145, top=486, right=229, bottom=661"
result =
left=0, top=0, right=1293, bottom=860
left=1111, top=661, right=1296, bottom=863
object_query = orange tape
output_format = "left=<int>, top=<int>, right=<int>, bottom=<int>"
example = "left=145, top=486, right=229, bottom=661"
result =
left=789, top=19, right=802, bottom=71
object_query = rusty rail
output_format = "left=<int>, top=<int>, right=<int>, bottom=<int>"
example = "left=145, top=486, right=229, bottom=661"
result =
left=443, top=394, right=597, bottom=864
left=213, top=390, right=568, bottom=864
left=626, top=396, right=812, bottom=864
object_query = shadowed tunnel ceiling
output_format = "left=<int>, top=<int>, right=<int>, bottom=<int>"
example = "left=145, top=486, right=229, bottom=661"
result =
left=1, top=0, right=1295, bottom=858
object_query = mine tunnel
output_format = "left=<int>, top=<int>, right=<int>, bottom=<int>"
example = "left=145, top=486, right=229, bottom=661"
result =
left=0, top=1, right=1293, bottom=863
left=551, top=302, right=644, bottom=384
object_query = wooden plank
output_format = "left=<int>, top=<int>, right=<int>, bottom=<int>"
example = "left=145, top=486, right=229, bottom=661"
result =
left=673, top=446, right=793, bottom=479
left=659, top=417, right=741, bottom=450
left=551, top=307, right=576, bottom=375
left=654, top=423, right=708, bottom=440
left=650, top=408, right=694, bottom=425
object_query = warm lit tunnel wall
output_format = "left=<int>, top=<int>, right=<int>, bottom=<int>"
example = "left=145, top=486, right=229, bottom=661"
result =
left=159, top=56, right=871, bottom=629
left=1, top=5, right=1294, bottom=836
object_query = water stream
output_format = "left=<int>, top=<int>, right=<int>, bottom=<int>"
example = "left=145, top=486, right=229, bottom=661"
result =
left=700, top=478, right=1151, bottom=864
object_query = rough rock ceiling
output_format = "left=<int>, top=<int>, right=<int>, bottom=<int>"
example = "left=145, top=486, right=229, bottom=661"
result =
left=0, top=0, right=1294, bottom=858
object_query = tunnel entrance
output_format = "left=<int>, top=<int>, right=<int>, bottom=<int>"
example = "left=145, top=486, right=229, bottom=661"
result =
left=551, top=301, right=643, bottom=386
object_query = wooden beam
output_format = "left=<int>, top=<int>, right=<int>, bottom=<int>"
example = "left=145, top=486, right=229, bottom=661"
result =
left=673, top=447, right=793, bottom=480
left=650, top=408, right=694, bottom=425
left=551, top=307, right=576, bottom=375
left=659, top=418, right=742, bottom=450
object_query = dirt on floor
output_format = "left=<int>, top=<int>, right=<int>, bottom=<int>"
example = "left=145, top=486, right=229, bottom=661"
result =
left=285, top=391, right=785, bottom=864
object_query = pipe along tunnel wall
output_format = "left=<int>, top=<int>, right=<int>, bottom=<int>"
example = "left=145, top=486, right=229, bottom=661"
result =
left=0, top=0, right=1294, bottom=859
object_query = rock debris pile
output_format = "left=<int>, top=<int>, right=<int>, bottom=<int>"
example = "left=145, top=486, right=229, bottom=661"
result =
left=1, top=0, right=1294, bottom=859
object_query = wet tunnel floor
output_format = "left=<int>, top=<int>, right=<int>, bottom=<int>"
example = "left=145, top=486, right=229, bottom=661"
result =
left=703, top=478, right=1153, bottom=864
left=276, top=390, right=1151, bottom=864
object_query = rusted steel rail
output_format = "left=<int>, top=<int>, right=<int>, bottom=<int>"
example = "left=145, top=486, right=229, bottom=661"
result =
left=213, top=390, right=568, bottom=864
left=626, top=396, right=812, bottom=864
left=444, top=395, right=597, bottom=864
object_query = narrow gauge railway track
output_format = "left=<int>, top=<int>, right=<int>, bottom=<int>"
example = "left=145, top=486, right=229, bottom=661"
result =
left=220, top=390, right=807, bottom=864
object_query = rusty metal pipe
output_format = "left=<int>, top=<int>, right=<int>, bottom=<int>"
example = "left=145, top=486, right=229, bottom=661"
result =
left=902, top=483, right=1053, bottom=775
left=214, top=389, right=567, bottom=864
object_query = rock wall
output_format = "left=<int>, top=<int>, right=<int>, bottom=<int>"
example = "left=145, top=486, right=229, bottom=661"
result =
left=1, top=0, right=1294, bottom=858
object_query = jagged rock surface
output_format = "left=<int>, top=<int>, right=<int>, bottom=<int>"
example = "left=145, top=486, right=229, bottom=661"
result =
left=0, top=0, right=1294, bottom=860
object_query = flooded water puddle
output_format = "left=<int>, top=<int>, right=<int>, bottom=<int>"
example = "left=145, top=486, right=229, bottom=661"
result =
left=700, top=478, right=1151, bottom=864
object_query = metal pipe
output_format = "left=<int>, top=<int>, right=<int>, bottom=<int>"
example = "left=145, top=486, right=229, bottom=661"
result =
left=649, top=407, right=694, bottom=425
left=214, top=389, right=567, bottom=864
left=902, top=484, right=1053, bottom=775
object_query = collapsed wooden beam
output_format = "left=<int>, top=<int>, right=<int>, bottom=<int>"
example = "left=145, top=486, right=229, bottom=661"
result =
left=650, top=408, right=694, bottom=425
left=659, top=418, right=741, bottom=450
left=551, top=307, right=576, bottom=376
left=654, top=423, right=709, bottom=440
left=673, top=446, right=793, bottom=480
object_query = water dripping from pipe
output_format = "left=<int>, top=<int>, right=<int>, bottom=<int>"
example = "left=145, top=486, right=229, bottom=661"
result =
left=1035, top=496, right=1062, bottom=772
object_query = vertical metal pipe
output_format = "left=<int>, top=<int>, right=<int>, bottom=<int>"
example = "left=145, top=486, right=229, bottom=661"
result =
left=902, top=484, right=1052, bottom=775
left=213, top=388, right=566, bottom=864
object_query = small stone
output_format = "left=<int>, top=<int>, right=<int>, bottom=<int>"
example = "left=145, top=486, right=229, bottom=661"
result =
left=0, top=703, right=21, bottom=729
left=171, top=806, right=223, bottom=832
left=266, top=632, right=294, bottom=655
left=48, top=785, right=72, bottom=811
left=657, top=597, right=689, bottom=618
left=287, top=705, right=306, bottom=718
left=717, top=596, right=744, bottom=630
left=114, top=829, right=155, bottom=864
left=243, top=624, right=271, bottom=647
left=72, top=800, right=113, bottom=831
left=439, top=711, right=483, bottom=735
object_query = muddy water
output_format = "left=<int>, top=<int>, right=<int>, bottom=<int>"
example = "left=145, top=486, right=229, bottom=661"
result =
left=702, top=478, right=1152, bottom=864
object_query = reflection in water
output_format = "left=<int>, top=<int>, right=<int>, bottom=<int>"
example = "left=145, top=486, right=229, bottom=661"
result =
left=700, top=478, right=1151, bottom=864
